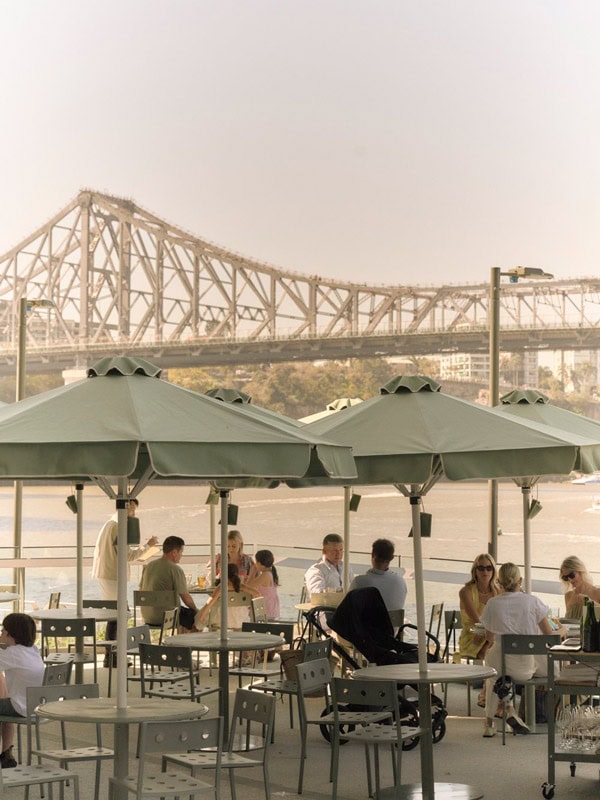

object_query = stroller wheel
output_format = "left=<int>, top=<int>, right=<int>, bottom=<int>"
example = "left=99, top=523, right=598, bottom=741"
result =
left=400, top=705, right=421, bottom=751
left=319, top=703, right=356, bottom=744
left=432, top=717, right=446, bottom=744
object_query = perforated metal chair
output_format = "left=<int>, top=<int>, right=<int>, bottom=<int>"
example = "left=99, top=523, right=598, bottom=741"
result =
left=499, top=633, right=560, bottom=744
left=138, top=642, right=219, bottom=702
left=162, top=689, right=275, bottom=800
left=41, top=618, right=97, bottom=683
left=28, top=683, right=113, bottom=800
left=133, top=589, right=179, bottom=630
left=0, top=759, right=79, bottom=798
left=230, top=622, right=294, bottom=688
left=251, top=596, right=268, bottom=623
left=110, top=717, right=222, bottom=800
left=330, top=676, right=410, bottom=800
left=250, top=638, right=333, bottom=730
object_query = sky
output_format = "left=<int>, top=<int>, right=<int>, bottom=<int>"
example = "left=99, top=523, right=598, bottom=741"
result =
left=1, top=1, right=599, bottom=287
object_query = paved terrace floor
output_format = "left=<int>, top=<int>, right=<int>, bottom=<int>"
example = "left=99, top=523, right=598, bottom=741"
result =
left=9, top=657, right=599, bottom=800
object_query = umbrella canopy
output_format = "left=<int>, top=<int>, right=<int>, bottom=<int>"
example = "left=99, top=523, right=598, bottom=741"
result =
left=296, top=374, right=588, bottom=800
left=0, top=356, right=356, bottom=709
left=493, top=388, right=600, bottom=592
left=299, top=396, right=363, bottom=424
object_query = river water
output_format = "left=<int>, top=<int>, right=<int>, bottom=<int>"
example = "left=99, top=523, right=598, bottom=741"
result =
left=1, top=479, right=599, bottom=622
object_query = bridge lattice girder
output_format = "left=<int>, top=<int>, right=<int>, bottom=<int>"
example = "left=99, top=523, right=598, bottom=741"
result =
left=0, top=189, right=599, bottom=370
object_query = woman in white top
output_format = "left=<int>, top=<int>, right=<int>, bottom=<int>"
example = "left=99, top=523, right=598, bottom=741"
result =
left=480, top=562, right=554, bottom=739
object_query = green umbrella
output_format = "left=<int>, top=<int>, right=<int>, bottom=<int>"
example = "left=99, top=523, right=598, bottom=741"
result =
left=299, top=396, right=363, bottom=424
left=295, top=375, right=587, bottom=800
left=0, top=356, right=356, bottom=709
left=493, top=389, right=600, bottom=592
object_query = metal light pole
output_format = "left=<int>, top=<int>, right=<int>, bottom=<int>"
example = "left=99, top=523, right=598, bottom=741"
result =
left=487, top=267, right=553, bottom=561
left=13, top=298, right=55, bottom=610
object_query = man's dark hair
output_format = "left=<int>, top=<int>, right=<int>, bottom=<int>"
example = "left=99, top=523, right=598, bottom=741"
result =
left=322, top=533, right=343, bottom=546
left=163, top=535, right=185, bottom=553
left=372, top=538, right=395, bottom=564
left=2, top=612, right=37, bottom=647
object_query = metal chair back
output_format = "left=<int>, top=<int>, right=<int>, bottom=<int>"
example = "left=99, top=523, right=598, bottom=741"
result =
left=133, top=589, right=179, bottom=626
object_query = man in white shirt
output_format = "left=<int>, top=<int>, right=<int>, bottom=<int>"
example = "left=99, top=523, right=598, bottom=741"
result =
left=91, top=499, right=158, bottom=665
left=349, top=538, right=407, bottom=611
left=304, top=533, right=353, bottom=595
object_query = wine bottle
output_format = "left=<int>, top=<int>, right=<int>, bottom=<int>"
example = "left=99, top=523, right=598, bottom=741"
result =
left=581, top=597, right=597, bottom=652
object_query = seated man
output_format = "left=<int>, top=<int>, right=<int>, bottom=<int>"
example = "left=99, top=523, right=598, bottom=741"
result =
left=349, top=537, right=407, bottom=612
left=304, top=533, right=353, bottom=595
left=139, top=535, right=200, bottom=631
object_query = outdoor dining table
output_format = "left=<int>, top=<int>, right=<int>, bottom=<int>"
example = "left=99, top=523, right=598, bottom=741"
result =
left=36, top=696, right=208, bottom=800
left=353, top=662, right=497, bottom=800
left=0, top=591, right=19, bottom=603
left=163, top=630, right=285, bottom=736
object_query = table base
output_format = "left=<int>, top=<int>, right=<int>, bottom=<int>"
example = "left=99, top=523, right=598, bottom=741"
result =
left=376, top=783, right=484, bottom=800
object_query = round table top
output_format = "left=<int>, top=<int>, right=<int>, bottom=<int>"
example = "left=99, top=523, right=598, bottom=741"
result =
left=0, top=592, right=20, bottom=603
left=31, top=608, right=121, bottom=622
left=295, top=603, right=314, bottom=612
left=352, top=662, right=496, bottom=684
left=36, top=696, right=208, bottom=724
left=163, top=631, right=285, bottom=651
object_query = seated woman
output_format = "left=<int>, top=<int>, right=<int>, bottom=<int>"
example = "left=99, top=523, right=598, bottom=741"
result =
left=246, top=550, right=280, bottom=621
left=559, top=555, right=599, bottom=617
left=0, top=613, right=45, bottom=768
left=208, top=529, right=254, bottom=585
left=197, top=563, right=258, bottom=631
left=458, top=553, right=501, bottom=661
left=480, top=562, right=554, bottom=738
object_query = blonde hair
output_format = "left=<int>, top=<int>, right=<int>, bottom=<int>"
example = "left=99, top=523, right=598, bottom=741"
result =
left=227, top=530, right=244, bottom=557
left=465, top=553, right=501, bottom=595
left=559, top=555, right=590, bottom=593
left=498, top=562, right=521, bottom=592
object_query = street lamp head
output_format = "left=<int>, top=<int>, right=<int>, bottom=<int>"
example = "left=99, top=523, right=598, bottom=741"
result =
left=504, top=266, right=554, bottom=282
left=26, top=299, right=55, bottom=310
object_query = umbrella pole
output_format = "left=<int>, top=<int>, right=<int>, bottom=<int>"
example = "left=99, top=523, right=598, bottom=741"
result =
left=76, top=484, right=84, bottom=615
left=410, top=487, right=435, bottom=800
left=522, top=485, right=532, bottom=594
left=210, top=502, right=216, bottom=584
left=219, top=491, right=231, bottom=737
left=116, top=479, right=129, bottom=709
left=343, top=486, right=350, bottom=592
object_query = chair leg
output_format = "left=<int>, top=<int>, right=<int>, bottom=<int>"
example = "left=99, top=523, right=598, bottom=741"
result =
left=229, top=769, right=237, bottom=800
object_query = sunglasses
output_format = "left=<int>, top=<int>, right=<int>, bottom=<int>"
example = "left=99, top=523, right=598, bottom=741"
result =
left=560, top=571, right=577, bottom=582
left=476, top=565, right=494, bottom=572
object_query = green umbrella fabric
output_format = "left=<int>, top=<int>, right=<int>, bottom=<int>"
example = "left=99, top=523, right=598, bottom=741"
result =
left=0, top=357, right=355, bottom=481
left=300, top=375, right=581, bottom=485
left=299, top=397, right=363, bottom=424
left=496, top=389, right=600, bottom=476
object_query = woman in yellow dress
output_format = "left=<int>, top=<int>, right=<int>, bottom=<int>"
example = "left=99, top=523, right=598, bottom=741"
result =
left=458, top=553, right=502, bottom=660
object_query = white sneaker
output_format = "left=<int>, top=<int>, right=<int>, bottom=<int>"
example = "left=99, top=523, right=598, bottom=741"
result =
left=482, top=725, right=496, bottom=738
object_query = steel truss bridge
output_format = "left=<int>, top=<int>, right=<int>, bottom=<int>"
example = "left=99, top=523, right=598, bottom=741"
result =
left=0, top=189, right=599, bottom=376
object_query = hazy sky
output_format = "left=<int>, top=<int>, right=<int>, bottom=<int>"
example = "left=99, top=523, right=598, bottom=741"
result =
left=2, top=1, right=599, bottom=286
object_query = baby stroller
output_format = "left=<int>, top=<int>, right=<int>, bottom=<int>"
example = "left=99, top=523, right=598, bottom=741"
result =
left=304, top=586, right=447, bottom=749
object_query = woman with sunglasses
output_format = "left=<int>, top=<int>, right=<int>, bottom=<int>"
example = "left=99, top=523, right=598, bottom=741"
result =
left=559, top=556, right=599, bottom=617
left=458, top=553, right=501, bottom=662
